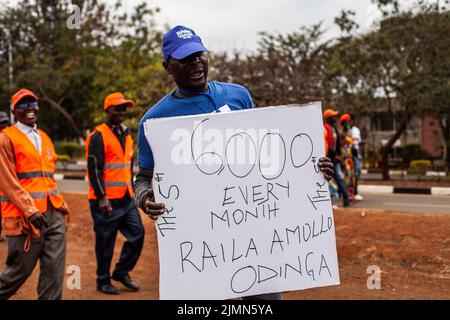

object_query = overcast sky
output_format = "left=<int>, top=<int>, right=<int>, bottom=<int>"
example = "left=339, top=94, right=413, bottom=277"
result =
left=2, top=0, right=417, bottom=53
left=127, top=0, right=380, bottom=53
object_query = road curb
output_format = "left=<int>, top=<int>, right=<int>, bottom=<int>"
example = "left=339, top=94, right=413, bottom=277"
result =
left=359, top=185, right=450, bottom=195
left=58, top=175, right=450, bottom=196
left=431, top=187, right=450, bottom=196
left=358, top=185, right=393, bottom=194
left=56, top=174, right=86, bottom=181
left=393, top=187, right=431, bottom=195
left=62, top=174, right=86, bottom=180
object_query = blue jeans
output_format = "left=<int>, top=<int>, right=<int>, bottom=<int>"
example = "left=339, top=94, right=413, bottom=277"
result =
left=89, top=198, right=145, bottom=286
left=353, top=156, right=362, bottom=178
left=334, top=162, right=349, bottom=202
left=353, top=156, right=362, bottom=194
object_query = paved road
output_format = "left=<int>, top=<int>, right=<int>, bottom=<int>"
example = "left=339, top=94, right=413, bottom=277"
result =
left=336, top=193, right=450, bottom=215
left=58, top=179, right=88, bottom=194
left=59, top=179, right=450, bottom=215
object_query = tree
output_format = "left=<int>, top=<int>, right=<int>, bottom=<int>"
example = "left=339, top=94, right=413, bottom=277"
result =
left=91, top=2, right=172, bottom=136
left=211, top=24, right=331, bottom=107
left=328, top=1, right=450, bottom=179
left=0, top=0, right=168, bottom=140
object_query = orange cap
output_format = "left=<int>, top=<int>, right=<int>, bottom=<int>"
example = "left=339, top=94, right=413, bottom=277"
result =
left=12, top=88, right=38, bottom=110
left=104, top=92, right=134, bottom=110
left=340, top=113, right=351, bottom=122
left=323, top=108, right=339, bottom=119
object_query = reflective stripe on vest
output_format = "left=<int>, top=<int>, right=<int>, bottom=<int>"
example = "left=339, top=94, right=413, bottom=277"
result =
left=85, top=123, right=134, bottom=200
left=16, top=171, right=54, bottom=179
left=0, top=189, right=60, bottom=203
left=104, top=163, right=131, bottom=169
left=104, top=181, right=127, bottom=187
left=0, top=126, right=64, bottom=217
left=49, top=189, right=60, bottom=196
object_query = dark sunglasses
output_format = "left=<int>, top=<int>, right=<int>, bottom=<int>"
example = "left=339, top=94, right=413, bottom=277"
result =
left=109, top=105, right=127, bottom=113
left=15, top=101, right=38, bottom=110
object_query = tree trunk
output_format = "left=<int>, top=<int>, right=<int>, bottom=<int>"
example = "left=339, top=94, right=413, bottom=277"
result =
left=36, top=84, right=86, bottom=139
left=438, top=115, right=449, bottom=170
left=381, top=149, right=390, bottom=180
left=380, top=116, right=410, bottom=180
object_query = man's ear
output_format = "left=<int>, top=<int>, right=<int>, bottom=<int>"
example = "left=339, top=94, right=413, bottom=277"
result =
left=162, top=61, right=171, bottom=75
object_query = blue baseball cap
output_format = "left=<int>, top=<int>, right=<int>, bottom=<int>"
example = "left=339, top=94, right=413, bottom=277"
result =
left=162, top=25, right=208, bottom=61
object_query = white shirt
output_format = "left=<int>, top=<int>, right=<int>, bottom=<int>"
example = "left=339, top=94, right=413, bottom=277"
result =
left=351, top=126, right=361, bottom=150
left=15, top=121, right=42, bottom=154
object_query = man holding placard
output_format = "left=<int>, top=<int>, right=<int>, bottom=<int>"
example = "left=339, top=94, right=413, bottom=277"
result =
left=135, top=25, right=335, bottom=300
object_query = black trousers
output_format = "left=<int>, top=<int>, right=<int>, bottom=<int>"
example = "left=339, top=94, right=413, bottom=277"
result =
left=89, top=198, right=145, bottom=286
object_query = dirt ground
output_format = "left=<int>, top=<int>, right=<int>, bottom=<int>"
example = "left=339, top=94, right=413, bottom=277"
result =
left=1, top=192, right=449, bottom=300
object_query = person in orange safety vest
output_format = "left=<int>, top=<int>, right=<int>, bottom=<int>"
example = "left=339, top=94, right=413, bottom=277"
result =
left=85, top=92, right=144, bottom=295
left=0, top=89, right=70, bottom=300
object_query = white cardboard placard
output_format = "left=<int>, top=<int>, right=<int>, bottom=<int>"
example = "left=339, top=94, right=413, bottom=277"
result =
left=144, top=102, right=340, bottom=300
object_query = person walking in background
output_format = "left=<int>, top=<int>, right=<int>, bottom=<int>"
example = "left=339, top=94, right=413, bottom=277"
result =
left=0, top=89, right=69, bottom=300
left=324, top=119, right=339, bottom=200
left=340, top=113, right=356, bottom=201
left=0, top=111, right=11, bottom=242
left=324, top=108, right=350, bottom=207
left=85, top=92, right=145, bottom=295
left=349, top=114, right=363, bottom=201
left=324, top=126, right=329, bottom=156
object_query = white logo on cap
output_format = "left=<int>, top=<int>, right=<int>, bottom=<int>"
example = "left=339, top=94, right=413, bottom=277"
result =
left=176, top=30, right=193, bottom=39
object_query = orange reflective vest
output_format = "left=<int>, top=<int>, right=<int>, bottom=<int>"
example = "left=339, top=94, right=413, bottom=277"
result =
left=86, top=123, right=134, bottom=200
left=0, top=126, right=64, bottom=218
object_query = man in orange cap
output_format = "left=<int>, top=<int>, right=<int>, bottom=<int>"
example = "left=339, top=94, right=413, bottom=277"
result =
left=323, top=109, right=339, bottom=156
left=85, top=92, right=145, bottom=295
left=323, top=108, right=350, bottom=207
left=323, top=109, right=338, bottom=157
left=0, top=89, right=70, bottom=299
left=340, top=113, right=351, bottom=123
left=323, top=108, right=339, bottom=120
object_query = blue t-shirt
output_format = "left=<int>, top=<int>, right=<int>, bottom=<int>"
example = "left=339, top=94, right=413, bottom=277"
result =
left=138, top=81, right=254, bottom=169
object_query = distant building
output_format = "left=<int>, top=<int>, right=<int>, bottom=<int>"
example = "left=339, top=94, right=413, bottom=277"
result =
left=339, top=99, right=445, bottom=167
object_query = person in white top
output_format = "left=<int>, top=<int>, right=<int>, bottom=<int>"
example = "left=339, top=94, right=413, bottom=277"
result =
left=350, top=114, right=363, bottom=201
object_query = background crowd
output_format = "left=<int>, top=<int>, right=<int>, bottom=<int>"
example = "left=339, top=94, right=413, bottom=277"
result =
left=324, top=109, right=363, bottom=207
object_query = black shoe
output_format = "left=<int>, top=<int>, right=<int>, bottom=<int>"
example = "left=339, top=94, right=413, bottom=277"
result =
left=97, top=283, right=119, bottom=295
left=343, top=200, right=351, bottom=207
left=112, top=273, right=140, bottom=291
